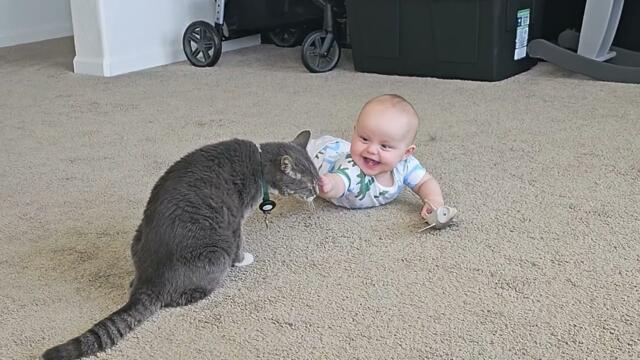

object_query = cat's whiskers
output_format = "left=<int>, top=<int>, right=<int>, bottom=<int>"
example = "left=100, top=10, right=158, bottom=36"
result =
left=306, top=198, right=316, bottom=211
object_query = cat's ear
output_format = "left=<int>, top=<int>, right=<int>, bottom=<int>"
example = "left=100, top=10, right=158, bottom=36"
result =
left=291, top=130, right=311, bottom=149
left=280, top=155, right=295, bottom=176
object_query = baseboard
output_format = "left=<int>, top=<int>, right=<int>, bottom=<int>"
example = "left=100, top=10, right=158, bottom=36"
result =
left=106, top=48, right=187, bottom=77
left=73, top=34, right=261, bottom=77
left=0, top=23, right=73, bottom=48
left=73, top=57, right=107, bottom=77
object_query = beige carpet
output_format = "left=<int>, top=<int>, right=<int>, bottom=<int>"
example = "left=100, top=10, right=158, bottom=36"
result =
left=1, top=37, right=639, bottom=359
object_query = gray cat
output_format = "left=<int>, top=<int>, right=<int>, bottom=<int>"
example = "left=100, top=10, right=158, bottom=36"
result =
left=42, top=131, right=319, bottom=360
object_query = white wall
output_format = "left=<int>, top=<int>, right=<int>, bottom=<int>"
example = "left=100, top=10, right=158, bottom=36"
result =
left=71, top=0, right=260, bottom=77
left=0, top=0, right=73, bottom=47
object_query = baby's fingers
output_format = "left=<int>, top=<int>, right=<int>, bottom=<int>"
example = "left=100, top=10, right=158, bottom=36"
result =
left=318, top=175, right=332, bottom=193
left=421, top=205, right=432, bottom=219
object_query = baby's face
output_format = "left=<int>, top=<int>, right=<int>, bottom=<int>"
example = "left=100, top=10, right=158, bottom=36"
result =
left=350, top=104, right=416, bottom=177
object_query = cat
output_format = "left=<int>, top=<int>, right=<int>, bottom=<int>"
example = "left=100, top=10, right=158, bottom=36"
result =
left=42, top=130, right=319, bottom=360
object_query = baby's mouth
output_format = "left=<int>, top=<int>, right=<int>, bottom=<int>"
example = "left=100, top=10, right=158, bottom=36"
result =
left=363, top=157, right=380, bottom=167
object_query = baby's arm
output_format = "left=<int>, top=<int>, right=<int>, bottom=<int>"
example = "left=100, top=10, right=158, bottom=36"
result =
left=411, top=174, right=444, bottom=219
left=317, top=173, right=346, bottom=200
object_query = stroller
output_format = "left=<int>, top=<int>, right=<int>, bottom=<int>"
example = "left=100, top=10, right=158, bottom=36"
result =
left=183, top=0, right=321, bottom=68
left=300, top=0, right=349, bottom=73
left=182, top=0, right=347, bottom=73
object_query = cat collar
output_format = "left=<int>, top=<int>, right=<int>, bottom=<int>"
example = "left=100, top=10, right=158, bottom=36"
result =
left=256, top=144, right=276, bottom=214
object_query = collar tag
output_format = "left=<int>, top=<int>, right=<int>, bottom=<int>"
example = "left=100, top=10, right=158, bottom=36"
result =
left=259, top=199, right=276, bottom=214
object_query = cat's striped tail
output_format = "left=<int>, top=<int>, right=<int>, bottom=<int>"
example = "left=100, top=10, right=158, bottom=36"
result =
left=42, top=290, right=161, bottom=360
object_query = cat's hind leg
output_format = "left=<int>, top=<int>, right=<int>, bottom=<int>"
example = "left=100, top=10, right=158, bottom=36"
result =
left=165, top=288, right=211, bottom=307
left=128, top=226, right=143, bottom=292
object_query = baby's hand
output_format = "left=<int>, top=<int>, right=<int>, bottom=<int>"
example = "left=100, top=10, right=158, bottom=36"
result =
left=420, top=203, right=433, bottom=219
left=316, top=173, right=345, bottom=199
left=420, top=199, right=444, bottom=219
left=317, top=174, right=334, bottom=195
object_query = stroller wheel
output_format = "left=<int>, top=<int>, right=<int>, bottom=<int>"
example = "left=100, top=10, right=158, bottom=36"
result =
left=301, top=30, right=341, bottom=73
left=267, top=26, right=304, bottom=47
left=183, top=21, right=222, bottom=67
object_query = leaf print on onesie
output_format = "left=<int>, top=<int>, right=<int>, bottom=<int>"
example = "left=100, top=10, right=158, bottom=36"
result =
left=374, top=190, right=389, bottom=199
left=355, top=170, right=374, bottom=201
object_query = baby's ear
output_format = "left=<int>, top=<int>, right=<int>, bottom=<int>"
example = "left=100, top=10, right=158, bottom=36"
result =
left=403, top=144, right=416, bottom=159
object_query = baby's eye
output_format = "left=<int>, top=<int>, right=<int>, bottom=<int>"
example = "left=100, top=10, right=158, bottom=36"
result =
left=360, top=136, right=369, bottom=143
left=381, top=144, right=392, bottom=150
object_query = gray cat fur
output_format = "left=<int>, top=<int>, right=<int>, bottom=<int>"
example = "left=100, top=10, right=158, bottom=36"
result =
left=42, top=131, right=319, bottom=360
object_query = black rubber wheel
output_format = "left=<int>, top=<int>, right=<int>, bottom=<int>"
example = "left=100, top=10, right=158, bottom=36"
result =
left=183, top=21, right=222, bottom=67
left=268, top=26, right=304, bottom=47
left=301, top=30, right=341, bottom=73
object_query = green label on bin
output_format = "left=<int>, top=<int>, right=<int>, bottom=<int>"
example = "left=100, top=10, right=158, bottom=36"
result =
left=515, top=9, right=530, bottom=60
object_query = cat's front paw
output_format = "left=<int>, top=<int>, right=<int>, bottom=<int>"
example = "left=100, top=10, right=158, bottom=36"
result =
left=233, top=252, right=254, bottom=267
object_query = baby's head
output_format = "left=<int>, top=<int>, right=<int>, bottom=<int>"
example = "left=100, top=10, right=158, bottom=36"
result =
left=350, top=94, right=419, bottom=177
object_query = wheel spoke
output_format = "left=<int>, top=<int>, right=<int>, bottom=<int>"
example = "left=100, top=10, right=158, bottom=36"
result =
left=188, top=33, right=199, bottom=43
left=192, top=48, right=202, bottom=59
left=313, top=37, right=322, bottom=51
left=203, top=49, right=211, bottom=62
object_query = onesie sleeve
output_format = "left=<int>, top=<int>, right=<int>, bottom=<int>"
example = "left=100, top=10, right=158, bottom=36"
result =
left=332, top=155, right=362, bottom=198
left=402, top=156, right=428, bottom=190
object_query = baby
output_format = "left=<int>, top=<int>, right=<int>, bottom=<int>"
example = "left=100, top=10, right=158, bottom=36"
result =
left=307, top=94, right=444, bottom=219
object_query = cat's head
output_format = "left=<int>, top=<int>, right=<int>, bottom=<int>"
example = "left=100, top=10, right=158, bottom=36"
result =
left=262, top=130, right=319, bottom=202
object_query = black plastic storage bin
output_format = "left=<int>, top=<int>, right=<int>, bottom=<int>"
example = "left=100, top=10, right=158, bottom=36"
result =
left=345, top=0, right=544, bottom=81
left=614, top=1, right=640, bottom=52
